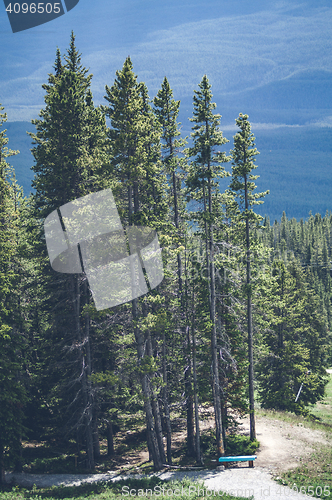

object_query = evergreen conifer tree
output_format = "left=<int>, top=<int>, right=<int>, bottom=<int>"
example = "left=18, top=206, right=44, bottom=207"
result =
left=29, top=33, right=109, bottom=469
left=0, top=105, right=27, bottom=484
left=104, top=57, right=169, bottom=470
left=256, top=260, right=329, bottom=414
left=229, top=113, right=269, bottom=440
left=185, top=75, right=229, bottom=457
left=153, top=77, right=191, bottom=461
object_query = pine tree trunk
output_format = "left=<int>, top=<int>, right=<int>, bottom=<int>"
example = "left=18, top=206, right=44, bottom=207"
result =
left=147, top=428, right=153, bottom=462
left=191, top=293, right=203, bottom=465
left=93, top=417, right=100, bottom=459
left=141, top=298, right=166, bottom=464
left=211, top=323, right=225, bottom=456
left=75, top=277, right=94, bottom=470
left=173, top=169, right=195, bottom=458
left=128, top=178, right=164, bottom=470
left=184, top=238, right=195, bottom=457
left=162, top=331, right=172, bottom=464
left=145, top=326, right=166, bottom=464
left=221, top=399, right=227, bottom=446
left=76, top=429, right=82, bottom=459
left=85, top=281, right=95, bottom=469
left=133, top=298, right=163, bottom=470
left=245, top=173, right=256, bottom=441
left=85, top=419, right=94, bottom=470
left=85, top=299, right=99, bottom=461
left=107, top=421, right=114, bottom=456
left=247, top=279, right=255, bottom=440
left=14, top=439, right=23, bottom=473
left=0, top=442, right=4, bottom=486
left=143, top=379, right=163, bottom=470
left=219, top=296, right=228, bottom=444
left=185, top=325, right=195, bottom=457
left=278, top=271, right=285, bottom=392
left=207, top=170, right=225, bottom=457
left=150, top=386, right=166, bottom=465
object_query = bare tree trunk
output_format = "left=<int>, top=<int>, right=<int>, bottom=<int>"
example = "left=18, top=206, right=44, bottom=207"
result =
left=191, top=290, right=203, bottom=465
left=0, top=442, right=4, bottom=486
left=107, top=421, right=114, bottom=456
left=210, top=259, right=225, bottom=456
left=162, top=331, right=172, bottom=464
left=133, top=298, right=163, bottom=470
left=93, top=417, right=100, bottom=459
left=183, top=237, right=195, bottom=456
left=146, top=335, right=166, bottom=464
left=185, top=325, right=195, bottom=456
left=172, top=156, right=195, bottom=459
left=205, top=172, right=225, bottom=457
left=76, top=277, right=94, bottom=470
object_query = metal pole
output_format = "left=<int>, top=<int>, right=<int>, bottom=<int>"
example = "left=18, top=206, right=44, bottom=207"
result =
left=295, top=383, right=303, bottom=402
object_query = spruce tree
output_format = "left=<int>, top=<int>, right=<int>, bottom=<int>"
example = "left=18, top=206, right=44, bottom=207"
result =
left=229, top=113, right=269, bottom=440
left=214, top=195, right=249, bottom=437
left=104, top=57, right=168, bottom=470
left=153, top=77, right=191, bottom=461
left=29, top=33, right=109, bottom=469
left=185, top=75, right=229, bottom=457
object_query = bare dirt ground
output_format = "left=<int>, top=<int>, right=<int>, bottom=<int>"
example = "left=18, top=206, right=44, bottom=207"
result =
left=239, top=414, right=331, bottom=472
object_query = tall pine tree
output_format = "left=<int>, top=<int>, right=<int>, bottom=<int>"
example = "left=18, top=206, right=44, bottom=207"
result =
left=104, top=57, right=169, bottom=470
left=29, top=33, right=109, bottom=469
left=153, top=77, right=190, bottom=461
left=229, top=113, right=269, bottom=440
left=186, top=75, right=229, bottom=457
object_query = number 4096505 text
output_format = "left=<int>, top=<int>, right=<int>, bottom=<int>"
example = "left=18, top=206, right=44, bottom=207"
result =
left=5, top=3, right=61, bottom=14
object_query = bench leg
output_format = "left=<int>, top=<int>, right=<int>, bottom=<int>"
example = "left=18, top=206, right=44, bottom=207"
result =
left=249, top=461, right=253, bottom=468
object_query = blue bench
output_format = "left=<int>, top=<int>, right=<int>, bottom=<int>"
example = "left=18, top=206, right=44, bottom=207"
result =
left=219, top=455, right=257, bottom=468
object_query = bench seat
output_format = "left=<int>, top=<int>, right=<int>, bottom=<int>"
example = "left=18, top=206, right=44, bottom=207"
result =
left=218, top=455, right=257, bottom=468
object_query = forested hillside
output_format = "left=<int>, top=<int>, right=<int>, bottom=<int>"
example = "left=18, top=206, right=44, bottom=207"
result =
left=0, top=34, right=331, bottom=484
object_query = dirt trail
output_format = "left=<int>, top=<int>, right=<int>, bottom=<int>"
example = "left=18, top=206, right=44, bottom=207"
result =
left=239, top=415, right=331, bottom=472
